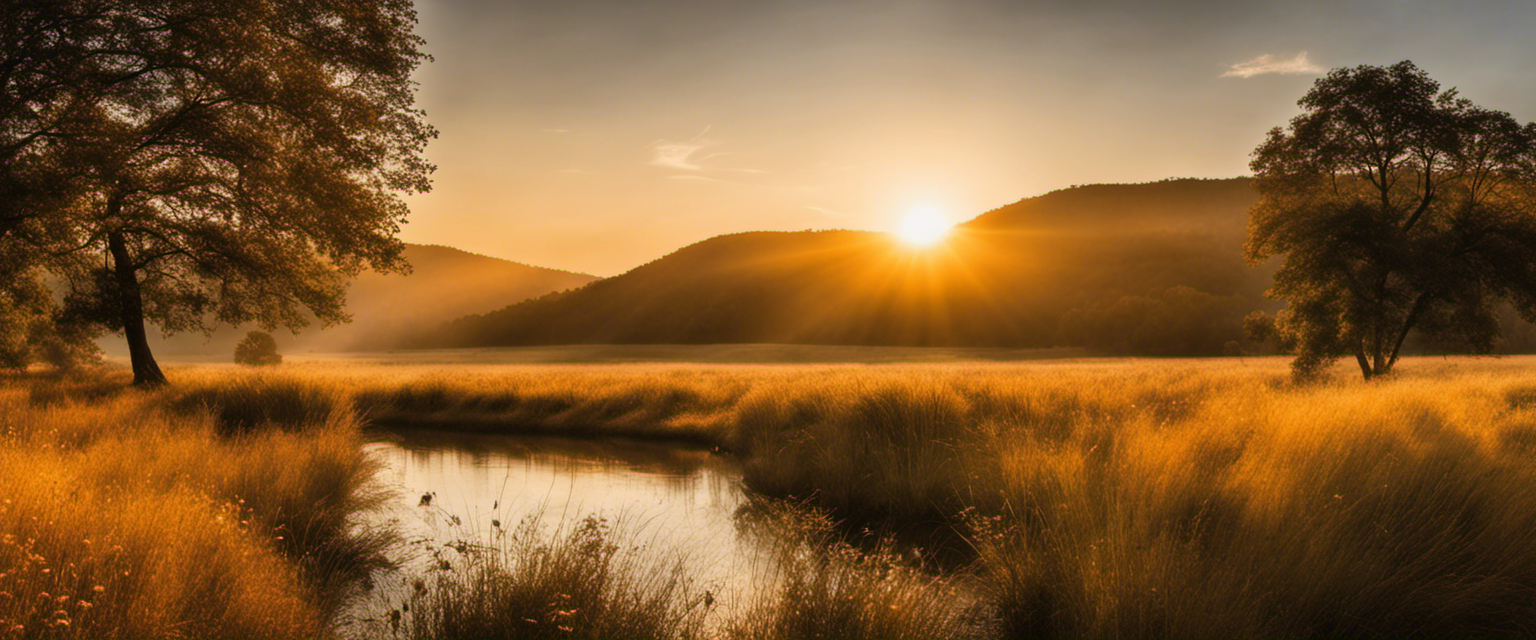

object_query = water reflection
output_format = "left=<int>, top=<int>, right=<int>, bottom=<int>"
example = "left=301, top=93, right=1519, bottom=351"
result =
left=347, top=429, right=758, bottom=636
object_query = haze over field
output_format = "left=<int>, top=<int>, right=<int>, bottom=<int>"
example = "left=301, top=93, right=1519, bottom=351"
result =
left=118, top=244, right=595, bottom=357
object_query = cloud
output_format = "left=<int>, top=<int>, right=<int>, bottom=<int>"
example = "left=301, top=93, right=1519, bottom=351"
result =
left=651, top=141, right=711, bottom=170
left=649, top=126, right=762, bottom=174
left=1222, top=52, right=1323, bottom=78
left=665, top=174, right=730, bottom=183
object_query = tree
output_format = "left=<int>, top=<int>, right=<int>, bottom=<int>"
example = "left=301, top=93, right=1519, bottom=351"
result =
left=0, top=266, right=102, bottom=371
left=0, top=0, right=434, bottom=385
left=233, top=330, right=281, bottom=366
left=1247, top=61, right=1536, bottom=380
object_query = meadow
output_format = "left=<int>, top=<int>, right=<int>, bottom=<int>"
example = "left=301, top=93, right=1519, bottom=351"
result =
left=0, top=370, right=389, bottom=639
left=9, top=352, right=1536, bottom=638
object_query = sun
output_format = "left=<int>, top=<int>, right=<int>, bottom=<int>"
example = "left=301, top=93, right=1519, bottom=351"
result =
left=896, top=205, right=952, bottom=247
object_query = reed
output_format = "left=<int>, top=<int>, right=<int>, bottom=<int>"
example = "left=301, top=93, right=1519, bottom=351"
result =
left=401, top=514, right=709, bottom=640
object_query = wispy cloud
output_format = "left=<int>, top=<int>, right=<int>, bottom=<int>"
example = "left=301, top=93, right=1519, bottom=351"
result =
left=665, top=174, right=730, bottom=183
left=650, top=126, right=714, bottom=171
left=649, top=126, right=762, bottom=174
left=1222, top=52, right=1323, bottom=78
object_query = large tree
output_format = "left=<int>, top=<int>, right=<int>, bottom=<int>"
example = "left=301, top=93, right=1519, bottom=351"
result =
left=1247, top=61, right=1536, bottom=380
left=0, top=0, right=434, bottom=385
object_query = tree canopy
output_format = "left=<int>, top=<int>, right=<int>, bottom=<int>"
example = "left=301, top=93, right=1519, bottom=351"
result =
left=233, top=330, right=281, bottom=367
left=1247, top=61, right=1536, bottom=379
left=0, top=0, right=433, bottom=384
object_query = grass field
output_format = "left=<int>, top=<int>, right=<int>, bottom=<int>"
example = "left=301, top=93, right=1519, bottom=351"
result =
left=0, top=371, right=390, bottom=639
left=11, top=351, right=1536, bottom=638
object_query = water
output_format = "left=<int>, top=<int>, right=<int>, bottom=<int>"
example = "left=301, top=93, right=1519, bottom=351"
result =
left=343, top=428, right=763, bottom=635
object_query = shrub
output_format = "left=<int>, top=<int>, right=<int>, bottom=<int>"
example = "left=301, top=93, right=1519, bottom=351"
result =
left=234, top=331, right=283, bottom=367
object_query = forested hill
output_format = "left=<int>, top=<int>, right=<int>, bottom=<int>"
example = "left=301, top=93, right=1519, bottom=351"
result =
left=419, top=178, right=1292, bottom=354
left=129, top=243, right=596, bottom=356
left=964, top=177, right=1256, bottom=235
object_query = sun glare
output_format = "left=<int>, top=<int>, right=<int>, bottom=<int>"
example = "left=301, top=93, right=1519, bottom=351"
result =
left=896, top=206, right=952, bottom=247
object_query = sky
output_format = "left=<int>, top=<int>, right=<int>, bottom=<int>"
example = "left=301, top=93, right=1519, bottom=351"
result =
left=400, top=0, right=1536, bottom=276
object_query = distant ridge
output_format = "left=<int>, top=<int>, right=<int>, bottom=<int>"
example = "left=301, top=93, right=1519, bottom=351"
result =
left=402, top=243, right=594, bottom=280
left=965, top=177, right=1255, bottom=233
left=134, top=243, right=597, bottom=356
left=418, top=178, right=1280, bottom=354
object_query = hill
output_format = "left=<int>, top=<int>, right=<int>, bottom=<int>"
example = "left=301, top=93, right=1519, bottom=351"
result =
left=129, top=243, right=596, bottom=356
left=421, top=178, right=1283, bottom=354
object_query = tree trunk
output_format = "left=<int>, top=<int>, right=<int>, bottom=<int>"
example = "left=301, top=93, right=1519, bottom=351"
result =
left=107, top=229, right=166, bottom=386
left=1354, top=345, right=1373, bottom=381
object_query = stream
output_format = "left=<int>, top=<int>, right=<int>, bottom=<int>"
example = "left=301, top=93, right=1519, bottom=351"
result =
left=340, top=428, right=773, bottom=636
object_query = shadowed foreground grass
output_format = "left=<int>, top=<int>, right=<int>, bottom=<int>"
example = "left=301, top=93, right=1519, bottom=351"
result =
left=0, top=371, right=390, bottom=639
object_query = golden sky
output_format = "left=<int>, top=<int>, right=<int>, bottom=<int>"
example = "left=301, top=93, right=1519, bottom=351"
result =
left=400, top=0, right=1536, bottom=276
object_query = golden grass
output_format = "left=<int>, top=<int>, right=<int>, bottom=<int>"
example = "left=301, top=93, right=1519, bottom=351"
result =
left=725, top=499, right=981, bottom=640
left=15, top=354, right=1536, bottom=638
left=187, top=354, right=1536, bottom=638
left=0, top=371, right=391, bottom=639
left=402, top=514, right=709, bottom=640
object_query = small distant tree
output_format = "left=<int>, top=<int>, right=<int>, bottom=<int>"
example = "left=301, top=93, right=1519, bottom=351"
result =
left=1247, top=61, right=1536, bottom=380
left=234, top=331, right=282, bottom=367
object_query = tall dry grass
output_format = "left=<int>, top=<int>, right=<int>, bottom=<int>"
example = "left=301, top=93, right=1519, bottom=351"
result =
left=725, top=499, right=981, bottom=640
left=17, top=355, right=1536, bottom=638
left=245, top=356, right=1536, bottom=637
left=401, top=514, right=709, bottom=640
left=0, top=370, right=391, bottom=639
